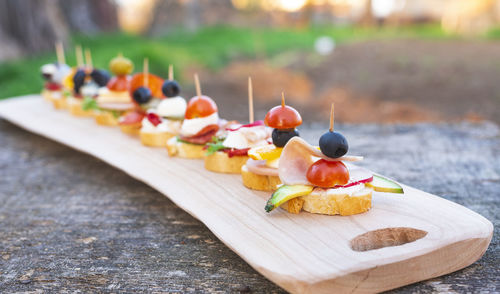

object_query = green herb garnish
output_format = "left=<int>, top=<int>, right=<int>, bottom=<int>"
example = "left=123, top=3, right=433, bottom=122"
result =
left=82, top=97, right=99, bottom=111
left=111, top=110, right=122, bottom=118
left=205, top=136, right=226, bottom=156
left=63, top=89, right=72, bottom=98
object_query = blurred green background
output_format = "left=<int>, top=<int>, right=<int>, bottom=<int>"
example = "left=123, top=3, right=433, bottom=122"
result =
left=1, top=0, right=500, bottom=124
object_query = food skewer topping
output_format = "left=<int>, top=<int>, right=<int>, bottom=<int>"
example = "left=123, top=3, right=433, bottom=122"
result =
left=213, top=77, right=271, bottom=152
left=133, top=87, right=152, bottom=104
left=106, top=53, right=133, bottom=94
left=179, top=74, right=219, bottom=140
left=264, top=93, right=302, bottom=147
left=40, top=42, right=71, bottom=92
left=76, top=48, right=110, bottom=99
left=162, top=65, right=180, bottom=98
left=319, top=103, right=348, bottom=158
left=155, top=65, right=186, bottom=119
left=305, top=103, right=350, bottom=187
left=131, top=58, right=153, bottom=105
left=109, top=53, right=134, bottom=76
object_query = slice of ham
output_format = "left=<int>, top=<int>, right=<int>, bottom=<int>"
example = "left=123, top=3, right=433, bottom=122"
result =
left=119, top=111, right=145, bottom=125
left=193, top=124, right=219, bottom=137
left=246, top=158, right=279, bottom=177
left=279, top=137, right=367, bottom=186
left=179, top=124, right=219, bottom=145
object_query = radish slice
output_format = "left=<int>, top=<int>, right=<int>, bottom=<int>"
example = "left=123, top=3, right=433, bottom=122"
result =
left=334, top=166, right=373, bottom=189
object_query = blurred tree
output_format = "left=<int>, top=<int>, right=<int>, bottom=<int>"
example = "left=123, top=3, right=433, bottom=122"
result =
left=148, top=0, right=240, bottom=36
left=0, top=0, right=69, bottom=58
left=359, top=0, right=375, bottom=26
left=58, top=0, right=118, bottom=34
left=0, top=0, right=117, bottom=60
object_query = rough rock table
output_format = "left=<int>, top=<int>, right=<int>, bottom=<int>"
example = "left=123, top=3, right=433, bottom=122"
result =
left=0, top=118, right=498, bottom=293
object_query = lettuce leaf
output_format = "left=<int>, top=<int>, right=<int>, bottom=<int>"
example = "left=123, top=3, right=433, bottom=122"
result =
left=82, top=97, right=99, bottom=111
left=205, top=136, right=226, bottom=156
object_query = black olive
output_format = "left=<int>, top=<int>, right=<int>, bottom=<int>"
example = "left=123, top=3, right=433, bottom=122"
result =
left=272, top=128, right=299, bottom=147
left=162, top=80, right=180, bottom=97
left=133, top=87, right=152, bottom=105
left=73, top=69, right=86, bottom=94
left=90, top=69, right=111, bottom=87
left=319, top=131, right=348, bottom=158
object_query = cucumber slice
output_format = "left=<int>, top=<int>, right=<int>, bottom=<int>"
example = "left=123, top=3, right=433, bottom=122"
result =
left=366, top=175, right=404, bottom=194
left=265, top=185, right=313, bottom=212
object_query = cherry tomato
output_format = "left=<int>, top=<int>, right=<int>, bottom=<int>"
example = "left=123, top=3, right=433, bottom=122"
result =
left=107, top=76, right=130, bottom=92
left=264, top=105, right=302, bottom=129
left=129, top=73, right=164, bottom=98
left=306, top=159, right=349, bottom=188
left=185, top=95, right=218, bottom=119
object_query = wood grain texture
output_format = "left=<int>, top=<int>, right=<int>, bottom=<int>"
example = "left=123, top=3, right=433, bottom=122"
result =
left=0, top=96, right=493, bottom=294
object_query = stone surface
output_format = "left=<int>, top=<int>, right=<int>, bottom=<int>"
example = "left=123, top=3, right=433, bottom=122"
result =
left=0, top=119, right=498, bottom=293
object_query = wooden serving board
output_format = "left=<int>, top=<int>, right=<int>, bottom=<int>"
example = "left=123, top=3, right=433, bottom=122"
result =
left=0, top=96, right=493, bottom=294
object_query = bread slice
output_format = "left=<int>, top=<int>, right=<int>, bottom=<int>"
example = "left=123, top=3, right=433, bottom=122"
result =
left=241, top=164, right=281, bottom=191
left=52, top=97, right=68, bottom=110
left=282, top=187, right=373, bottom=216
left=95, top=111, right=119, bottom=126
left=285, top=198, right=305, bottom=214
left=68, top=100, right=94, bottom=117
left=120, top=124, right=141, bottom=136
left=204, top=151, right=249, bottom=174
left=41, top=90, right=53, bottom=102
left=140, top=131, right=175, bottom=147
left=166, top=137, right=205, bottom=159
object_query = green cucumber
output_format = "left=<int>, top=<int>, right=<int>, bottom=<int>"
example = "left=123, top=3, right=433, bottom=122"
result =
left=265, top=185, right=313, bottom=212
left=366, top=175, right=404, bottom=194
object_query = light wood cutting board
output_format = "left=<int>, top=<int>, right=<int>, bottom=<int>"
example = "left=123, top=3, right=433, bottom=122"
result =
left=0, top=96, right=493, bottom=294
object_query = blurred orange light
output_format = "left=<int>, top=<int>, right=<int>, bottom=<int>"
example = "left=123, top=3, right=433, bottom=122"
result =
left=231, top=0, right=250, bottom=10
left=275, top=0, right=308, bottom=12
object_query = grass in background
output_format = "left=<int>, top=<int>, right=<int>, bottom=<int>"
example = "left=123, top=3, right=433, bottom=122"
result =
left=0, top=24, right=457, bottom=99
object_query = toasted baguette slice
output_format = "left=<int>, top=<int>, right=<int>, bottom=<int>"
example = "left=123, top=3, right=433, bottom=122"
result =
left=68, top=100, right=95, bottom=117
left=140, top=131, right=175, bottom=147
left=120, top=123, right=141, bottom=136
left=52, top=97, right=68, bottom=110
left=241, top=165, right=281, bottom=191
left=204, top=151, right=249, bottom=174
left=282, top=186, right=373, bottom=216
left=41, top=89, right=53, bottom=102
left=166, top=137, right=205, bottom=159
left=95, top=112, right=119, bottom=126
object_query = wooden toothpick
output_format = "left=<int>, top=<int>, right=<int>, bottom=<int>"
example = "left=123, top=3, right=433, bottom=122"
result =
left=194, top=73, right=201, bottom=97
left=281, top=92, right=285, bottom=107
left=168, top=64, right=174, bottom=80
left=248, top=77, right=254, bottom=123
left=55, top=42, right=65, bottom=65
left=329, top=103, right=334, bottom=132
left=143, top=58, right=149, bottom=86
left=76, top=45, right=83, bottom=67
left=84, top=48, right=93, bottom=69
